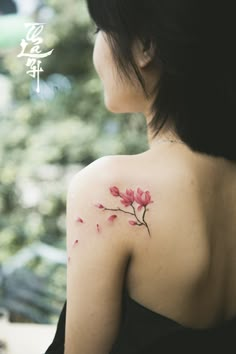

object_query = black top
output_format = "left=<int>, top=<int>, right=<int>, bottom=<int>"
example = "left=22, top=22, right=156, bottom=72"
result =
left=44, top=289, right=236, bottom=354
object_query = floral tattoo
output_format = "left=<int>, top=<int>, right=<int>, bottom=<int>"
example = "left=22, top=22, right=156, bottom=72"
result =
left=95, top=186, right=153, bottom=237
left=68, top=185, right=154, bottom=263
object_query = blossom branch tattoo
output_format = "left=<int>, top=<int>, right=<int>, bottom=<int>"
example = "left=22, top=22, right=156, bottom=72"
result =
left=68, top=185, right=153, bottom=264
left=95, top=186, right=153, bottom=237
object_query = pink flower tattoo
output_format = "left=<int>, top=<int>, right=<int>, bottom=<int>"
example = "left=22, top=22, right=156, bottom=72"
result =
left=95, top=186, right=153, bottom=237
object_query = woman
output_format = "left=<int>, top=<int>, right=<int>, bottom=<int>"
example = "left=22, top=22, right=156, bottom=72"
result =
left=45, top=0, right=236, bottom=353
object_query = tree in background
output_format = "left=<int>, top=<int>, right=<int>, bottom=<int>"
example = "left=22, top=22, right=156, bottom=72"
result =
left=0, top=0, right=17, bottom=15
left=0, top=0, right=147, bottom=261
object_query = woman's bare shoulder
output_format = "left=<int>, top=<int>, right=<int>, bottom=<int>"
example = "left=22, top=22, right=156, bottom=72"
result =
left=73, top=152, right=210, bottom=280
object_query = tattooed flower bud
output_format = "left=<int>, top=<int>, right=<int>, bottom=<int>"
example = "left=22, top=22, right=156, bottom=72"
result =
left=95, top=203, right=105, bottom=209
left=129, top=220, right=137, bottom=226
left=109, top=186, right=120, bottom=197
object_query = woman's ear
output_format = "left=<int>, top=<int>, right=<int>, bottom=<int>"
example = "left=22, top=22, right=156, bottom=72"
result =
left=132, top=38, right=155, bottom=69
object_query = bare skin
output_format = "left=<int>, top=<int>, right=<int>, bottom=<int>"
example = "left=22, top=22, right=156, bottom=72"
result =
left=92, top=29, right=236, bottom=330
left=113, top=143, right=236, bottom=329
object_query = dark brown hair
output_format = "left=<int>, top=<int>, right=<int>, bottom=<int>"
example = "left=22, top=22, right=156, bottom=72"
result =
left=86, top=0, right=236, bottom=162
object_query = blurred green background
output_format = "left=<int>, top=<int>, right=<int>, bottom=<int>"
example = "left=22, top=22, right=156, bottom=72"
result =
left=0, top=0, right=148, bottom=324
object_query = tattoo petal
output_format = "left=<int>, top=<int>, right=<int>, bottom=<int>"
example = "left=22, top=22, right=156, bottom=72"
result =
left=76, top=217, right=84, bottom=223
left=73, top=239, right=79, bottom=247
left=129, top=220, right=137, bottom=226
left=108, top=215, right=117, bottom=222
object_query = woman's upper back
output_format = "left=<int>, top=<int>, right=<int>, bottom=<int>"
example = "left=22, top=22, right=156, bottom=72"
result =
left=45, top=143, right=236, bottom=354
left=110, top=142, right=236, bottom=330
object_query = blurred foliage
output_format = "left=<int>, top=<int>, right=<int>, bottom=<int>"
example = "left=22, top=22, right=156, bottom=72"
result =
left=0, top=0, right=148, bottom=322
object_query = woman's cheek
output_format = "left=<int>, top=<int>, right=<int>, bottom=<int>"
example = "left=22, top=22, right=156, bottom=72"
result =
left=93, top=38, right=100, bottom=70
left=92, top=47, right=99, bottom=75
left=93, top=34, right=105, bottom=77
